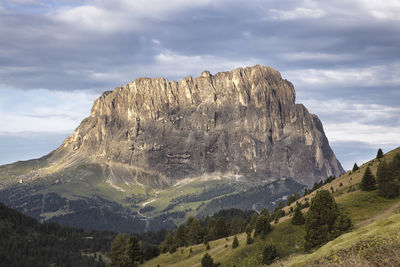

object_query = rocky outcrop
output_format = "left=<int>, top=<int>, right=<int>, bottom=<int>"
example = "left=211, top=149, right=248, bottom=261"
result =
left=52, top=65, right=343, bottom=186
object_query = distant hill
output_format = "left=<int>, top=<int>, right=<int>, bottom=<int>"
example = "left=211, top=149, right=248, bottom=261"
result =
left=0, top=201, right=115, bottom=267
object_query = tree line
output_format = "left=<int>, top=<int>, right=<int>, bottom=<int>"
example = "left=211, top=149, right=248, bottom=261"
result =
left=0, top=201, right=116, bottom=267
left=108, top=187, right=353, bottom=266
left=360, top=151, right=400, bottom=198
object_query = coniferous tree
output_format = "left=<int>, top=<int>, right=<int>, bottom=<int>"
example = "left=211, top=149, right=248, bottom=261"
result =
left=304, top=190, right=351, bottom=251
left=206, top=217, right=217, bottom=241
left=109, top=234, right=129, bottom=267
left=377, top=160, right=400, bottom=198
left=214, top=217, right=228, bottom=239
left=125, top=236, right=142, bottom=266
left=229, top=216, right=244, bottom=235
left=360, top=167, right=376, bottom=191
left=331, top=214, right=352, bottom=238
left=175, top=224, right=187, bottom=247
left=254, top=215, right=271, bottom=238
left=143, top=245, right=160, bottom=261
left=160, top=232, right=175, bottom=253
left=291, top=205, right=305, bottom=225
left=188, top=218, right=203, bottom=245
left=286, top=193, right=300, bottom=206
left=201, top=253, right=219, bottom=267
left=376, top=148, right=384, bottom=159
left=260, top=208, right=269, bottom=217
left=246, top=232, right=253, bottom=244
left=246, top=213, right=258, bottom=233
left=232, top=235, right=239, bottom=249
left=261, top=243, right=279, bottom=265
left=352, top=163, right=359, bottom=172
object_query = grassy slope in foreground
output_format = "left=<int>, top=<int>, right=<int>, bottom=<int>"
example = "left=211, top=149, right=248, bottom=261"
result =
left=142, top=147, right=400, bottom=267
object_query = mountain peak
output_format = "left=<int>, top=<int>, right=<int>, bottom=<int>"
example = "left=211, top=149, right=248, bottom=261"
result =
left=52, top=65, right=343, bottom=187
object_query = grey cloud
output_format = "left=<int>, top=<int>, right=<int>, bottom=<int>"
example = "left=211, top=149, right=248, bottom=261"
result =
left=0, top=0, right=399, bottom=93
left=0, top=0, right=399, bottom=168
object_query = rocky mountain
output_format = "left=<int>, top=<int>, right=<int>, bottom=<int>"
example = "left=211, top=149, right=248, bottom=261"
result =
left=51, top=64, right=342, bottom=186
left=0, top=65, right=343, bottom=232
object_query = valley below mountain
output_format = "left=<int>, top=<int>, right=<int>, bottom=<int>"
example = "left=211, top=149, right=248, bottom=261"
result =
left=0, top=65, right=343, bottom=233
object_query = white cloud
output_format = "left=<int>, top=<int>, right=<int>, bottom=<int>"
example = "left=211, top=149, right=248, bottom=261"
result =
left=55, top=5, right=121, bottom=32
left=0, top=89, right=98, bottom=133
left=151, top=39, right=161, bottom=46
left=301, top=99, right=400, bottom=146
left=283, top=63, right=400, bottom=88
left=264, top=0, right=400, bottom=23
left=151, top=51, right=259, bottom=79
left=280, top=52, right=355, bottom=62
left=324, top=122, right=400, bottom=146
left=53, top=0, right=216, bottom=32
left=268, top=7, right=326, bottom=20
left=356, top=0, right=400, bottom=21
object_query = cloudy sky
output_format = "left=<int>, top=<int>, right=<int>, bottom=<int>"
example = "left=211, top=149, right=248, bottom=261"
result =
left=0, top=0, right=399, bottom=170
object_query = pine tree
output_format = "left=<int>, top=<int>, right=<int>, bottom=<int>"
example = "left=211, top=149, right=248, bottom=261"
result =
left=246, top=232, right=253, bottom=244
left=261, top=243, right=279, bottom=265
left=246, top=213, right=258, bottom=233
left=126, top=236, right=142, bottom=266
left=254, top=215, right=271, bottom=238
left=352, top=163, right=359, bottom=172
left=376, top=148, right=384, bottom=159
left=109, top=233, right=129, bottom=267
left=214, top=217, right=228, bottom=238
left=143, top=245, right=160, bottom=261
left=291, top=205, right=305, bottom=225
left=175, top=224, right=187, bottom=247
left=331, top=214, right=352, bottom=238
left=260, top=208, right=269, bottom=217
left=360, top=167, right=376, bottom=191
left=161, top=232, right=175, bottom=253
left=229, top=216, right=244, bottom=235
left=188, top=218, right=203, bottom=245
left=377, top=160, right=400, bottom=198
left=206, top=217, right=217, bottom=241
left=201, top=253, right=218, bottom=267
left=304, top=190, right=341, bottom=251
left=232, top=235, right=239, bottom=249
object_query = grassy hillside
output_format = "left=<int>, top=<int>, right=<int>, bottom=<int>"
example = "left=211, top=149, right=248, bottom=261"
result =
left=142, top=147, right=400, bottom=267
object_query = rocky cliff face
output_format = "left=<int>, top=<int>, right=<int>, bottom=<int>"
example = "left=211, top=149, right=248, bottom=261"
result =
left=52, top=65, right=343, bottom=187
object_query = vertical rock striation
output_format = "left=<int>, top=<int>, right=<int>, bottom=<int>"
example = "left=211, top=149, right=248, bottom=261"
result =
left=53, top=65, right=343, bottom=186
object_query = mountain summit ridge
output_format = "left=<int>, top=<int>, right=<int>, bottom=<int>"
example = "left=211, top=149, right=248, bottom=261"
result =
left=51, top=64, right=343, bottom=186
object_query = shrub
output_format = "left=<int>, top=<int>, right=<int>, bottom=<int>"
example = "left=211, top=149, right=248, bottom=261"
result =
left=201, top=253, right=219, bottom=267
left=232, top=235, right=239, bottom=249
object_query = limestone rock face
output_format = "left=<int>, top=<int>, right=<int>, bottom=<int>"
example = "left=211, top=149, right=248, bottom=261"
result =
left=53, top=65, right=343, bottom=186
